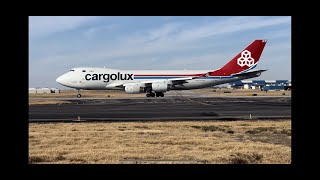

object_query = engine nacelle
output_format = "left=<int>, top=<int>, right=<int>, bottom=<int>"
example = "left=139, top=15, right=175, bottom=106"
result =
left=125, top=84, right=145, bottom=94
left=152, top=82, right=171, bottom=92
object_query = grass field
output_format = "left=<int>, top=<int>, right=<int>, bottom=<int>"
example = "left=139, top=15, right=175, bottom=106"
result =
left=191, top=88, right=291, bottom=96
left=29, top=88, right=291, bottom=105
left=29, top=120, right=291, bottom=164
left=28, top=90, right=144, bottom=105
left=29, top=90, right=145, bottom=98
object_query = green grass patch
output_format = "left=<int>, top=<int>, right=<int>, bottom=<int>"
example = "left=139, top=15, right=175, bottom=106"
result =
left=245, top=127, right=276, bottom=134
left=191, top=125, right=235, bottom=134
left=229, top=153, right=263, bottom=164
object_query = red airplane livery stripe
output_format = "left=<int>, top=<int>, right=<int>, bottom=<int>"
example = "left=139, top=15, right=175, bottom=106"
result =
left=134, top=74, right=205, bottom=76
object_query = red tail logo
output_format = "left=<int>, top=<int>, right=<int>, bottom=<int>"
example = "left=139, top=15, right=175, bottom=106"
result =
left=209, top=40, right=267, bottom=76
left=237, top=50, right=255, bottom=67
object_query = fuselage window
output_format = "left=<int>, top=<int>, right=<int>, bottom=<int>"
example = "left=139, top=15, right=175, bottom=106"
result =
left=70, top=70, right=75, bottom=72
left=82, top=70, right=86, bottom=72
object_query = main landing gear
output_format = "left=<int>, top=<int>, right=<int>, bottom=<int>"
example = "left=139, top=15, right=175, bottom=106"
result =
left=146, top=92, right=164, bottom=97
left=76, top=89, right=81, bottom=98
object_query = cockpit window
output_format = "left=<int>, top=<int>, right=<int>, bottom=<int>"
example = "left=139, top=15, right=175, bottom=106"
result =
left=82, top=70, right=86, bottom=72
left=70, top=70, right=75, bottom=72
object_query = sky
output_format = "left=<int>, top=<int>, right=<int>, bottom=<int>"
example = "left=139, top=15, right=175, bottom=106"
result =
left=29, top=16, right=291, bottom=88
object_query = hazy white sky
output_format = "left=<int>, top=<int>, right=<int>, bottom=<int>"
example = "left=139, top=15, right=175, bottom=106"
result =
left=29, top=16, right=291, bottom=88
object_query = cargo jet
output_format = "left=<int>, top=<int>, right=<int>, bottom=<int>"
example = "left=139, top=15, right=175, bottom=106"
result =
left=56, top=40, right=267, bottom=97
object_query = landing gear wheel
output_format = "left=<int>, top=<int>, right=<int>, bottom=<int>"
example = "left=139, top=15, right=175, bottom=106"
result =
left=146, top=94, right=150, bottom=97
left=150, top=92, right=155, bottom=97
left=155, top=92, right=164, bottom=97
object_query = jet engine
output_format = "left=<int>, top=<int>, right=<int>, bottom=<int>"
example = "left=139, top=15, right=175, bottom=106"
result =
left=125, top=83, right=145, bottom=94
left=152, top=82, right=171, bottom=92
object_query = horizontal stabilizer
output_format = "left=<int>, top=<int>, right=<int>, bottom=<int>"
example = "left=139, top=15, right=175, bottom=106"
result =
left=232, top=69, right=267, bottom=77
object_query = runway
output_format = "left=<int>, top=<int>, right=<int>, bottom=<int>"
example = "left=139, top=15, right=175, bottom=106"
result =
left=29, top=96, right=291, bottom=122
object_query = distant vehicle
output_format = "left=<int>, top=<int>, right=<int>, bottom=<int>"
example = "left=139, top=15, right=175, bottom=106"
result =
left=56, top=40, right=267, bottom=98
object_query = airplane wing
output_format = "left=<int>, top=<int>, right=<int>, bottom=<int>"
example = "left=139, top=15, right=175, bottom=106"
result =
left=105, top=82, right=125, bottom=88
left=106, top=73, right=209, bottom=88
left=138, top=77, right=194, bottom=85
left=131, top=73, right=210, bottom=86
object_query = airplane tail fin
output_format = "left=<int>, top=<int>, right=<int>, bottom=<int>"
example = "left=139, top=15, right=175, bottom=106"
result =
left=209, top=40, right=267, bottom=76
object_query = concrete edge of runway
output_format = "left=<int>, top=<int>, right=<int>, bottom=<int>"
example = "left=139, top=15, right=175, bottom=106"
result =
left=29, top=116, right=291, bottom=123
left=29, top=96, right=291, bottom=101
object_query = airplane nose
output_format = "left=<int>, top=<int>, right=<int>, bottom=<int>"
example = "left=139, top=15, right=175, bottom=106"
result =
left=56, top=75, right=66, bottom=85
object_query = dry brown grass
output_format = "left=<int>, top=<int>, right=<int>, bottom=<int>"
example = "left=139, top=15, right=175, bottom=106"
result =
left=191, top=88, right=291, bottom=96
left=29, top=90, right=145, bottom=99
left=29, top=100, right=72, bottom=105
left=29, top=90, right=145, bottom=105
left=29, top=120, right=291, bottom=164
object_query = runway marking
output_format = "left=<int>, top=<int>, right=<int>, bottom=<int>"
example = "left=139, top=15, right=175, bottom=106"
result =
left=173, top=91, right=212, bottom=106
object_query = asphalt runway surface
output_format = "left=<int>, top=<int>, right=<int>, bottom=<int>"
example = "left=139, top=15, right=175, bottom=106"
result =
left=29, top=96, right=291, bottom=122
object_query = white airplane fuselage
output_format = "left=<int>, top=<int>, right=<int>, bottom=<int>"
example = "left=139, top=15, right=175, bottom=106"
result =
left=56, top=40, right=267, bottom=97
left=56, top=68, right=247, bottom=90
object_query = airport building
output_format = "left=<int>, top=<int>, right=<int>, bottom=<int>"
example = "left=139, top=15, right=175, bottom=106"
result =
left=29, top=88, right=60, bottom=94
left=229, top=80, right=291, bottom=91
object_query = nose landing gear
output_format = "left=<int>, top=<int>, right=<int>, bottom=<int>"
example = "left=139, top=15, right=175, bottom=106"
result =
left=77, top=89, right=81, bottom=98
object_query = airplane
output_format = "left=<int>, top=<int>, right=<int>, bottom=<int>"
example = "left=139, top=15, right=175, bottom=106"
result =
left=56, top=40, right=267, bottom=98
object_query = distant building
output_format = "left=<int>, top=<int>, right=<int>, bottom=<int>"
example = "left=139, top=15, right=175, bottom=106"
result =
left=50, top=88, right=60, bottom=93
left=29, top=88, right=60, bottom=94
left=28, top=88, right=37, bottom=94
left=229, top=80, right=291, bottom=91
